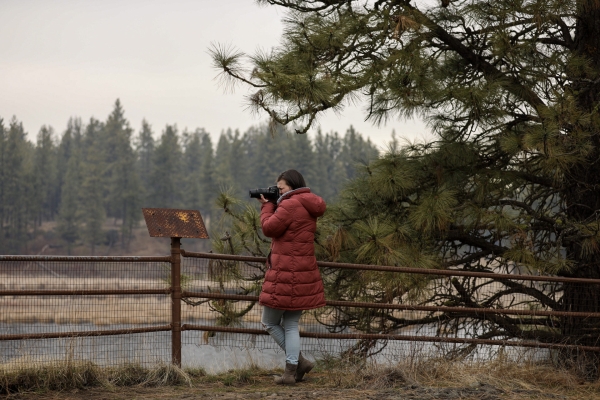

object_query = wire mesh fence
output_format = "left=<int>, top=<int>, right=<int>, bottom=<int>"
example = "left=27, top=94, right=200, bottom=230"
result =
left=180, top=252, right=600, bottom=366
left=178, top=255, right=475, bottom=368
left=0, top=257, right=171, bottom=367
left=2, top=251, right=600, bottom=371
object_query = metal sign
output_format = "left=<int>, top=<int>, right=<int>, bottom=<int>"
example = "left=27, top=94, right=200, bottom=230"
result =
left=142, top=208, right=209, bottom=239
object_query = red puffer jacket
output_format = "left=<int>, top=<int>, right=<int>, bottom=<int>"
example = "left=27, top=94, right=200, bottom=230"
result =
left=259, top=187, right=326, bottom=310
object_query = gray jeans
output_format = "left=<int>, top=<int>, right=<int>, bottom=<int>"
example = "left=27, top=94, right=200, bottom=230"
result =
left=261, top=306, right=303, bottom=365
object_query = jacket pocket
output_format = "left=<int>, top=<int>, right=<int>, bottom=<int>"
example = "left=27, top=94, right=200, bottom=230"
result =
left=266, top=251, right=272, bottom=270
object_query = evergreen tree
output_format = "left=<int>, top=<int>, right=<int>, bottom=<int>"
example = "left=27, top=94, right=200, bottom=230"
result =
left=55, top=118, right=82, bottom=222
left=227, top=129, right=250, bottom=192
left=213, top=0, right=600, bottom=376
left=339, top=126, right=379, bottom=181
left=79, top=118, right=106, bottom=254
left=182, top=128, right=216, bottom=219
left=243, top=125, right=288, bottom=191
left=198, top=131, right=216, bottom=219
left=102, top=100, right=142, bottom=247
left=242, top=123, right=332, bottom=194
left=150, top=124, right=182, bottom=208
left=33, top=126, right=58, bottom=226
left=2, top=118, right=35, bottom=253
left=56, top=121, right=83, bottom=254
left=212, top=129, right=236, bottom=192
left=284, top=128, right=317, bottom=187
left=311, top=130, right=333, bottom=200
left=57, top=144, right=82, bottom=255
left=312, top=130, right=346, bottom=201
left=135, top=119, right=155, bottom=206
left=182, top=128, right=204, bottom=212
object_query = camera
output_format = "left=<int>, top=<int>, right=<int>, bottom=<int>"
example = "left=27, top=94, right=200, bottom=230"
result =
left=249, top=185, right=279, bottom=200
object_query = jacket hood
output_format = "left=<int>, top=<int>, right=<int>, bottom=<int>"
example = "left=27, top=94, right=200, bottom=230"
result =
left=278, top=187, right=326, bottom=218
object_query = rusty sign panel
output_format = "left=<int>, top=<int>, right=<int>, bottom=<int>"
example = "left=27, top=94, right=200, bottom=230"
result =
left=142, top=208, right=209, bottom=239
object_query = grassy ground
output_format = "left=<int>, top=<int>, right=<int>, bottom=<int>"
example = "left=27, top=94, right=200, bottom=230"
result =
left=2, top=356, right=600, bottom=400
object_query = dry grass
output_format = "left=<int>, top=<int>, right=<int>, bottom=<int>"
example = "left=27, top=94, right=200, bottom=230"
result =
left=2, top=353, right=600, bottom=399
left=0, top=294, right=170, bottom=325
left=0, top=358, right=193, bottom=395
left=0, top=273, right=271, bottom=325
left=313, top=352, right=600, bottom=399
left=0, top=356, right=269, bottom=395
left=413, top=358, right=577, bottom=390
left=0, top=294, right=266, bottom=326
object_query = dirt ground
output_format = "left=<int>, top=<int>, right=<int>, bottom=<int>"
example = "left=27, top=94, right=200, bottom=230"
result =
left=6, top=371, right=598, bottom=400
left=1, top=387, right=562, bottom=400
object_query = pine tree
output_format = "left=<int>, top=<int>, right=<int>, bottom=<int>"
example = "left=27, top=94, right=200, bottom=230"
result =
left=2, top=118, right=34, bottom=253
left=55, top=118, right=81, bottom=223
left=213, top=0, right=600, bottom=375
left=79, top=118, right=106, bottom=254
left=198, top=131, right=216, bottom=219
left=312, top=130, right=347, bottom=201
left=135, top=119, right=155, bottom=206
left=284, top=128, right=317, bottom=187
left=181, top=128, right=216, bottom=215
left=243, top=125, right=287, bottom=191
left=212, top=130, right=236, bottom=192
left=311, top=130, right=334, bottom=200
left=228, top=129, right=250, bottom=193
left=182, top=128, right=205, bottom=212
left=33, top=126, right=58, bottom=227
left=56, top=121, right=83, bottom=254
left=241, top=123, right=324, bottom=194
left=102, top=100, right=142, bottom=248
left=339, top=126, right=379, bottom=182
left=57, top=144, right=82, bottom=255
left=149, top=124, right=182, bottom=208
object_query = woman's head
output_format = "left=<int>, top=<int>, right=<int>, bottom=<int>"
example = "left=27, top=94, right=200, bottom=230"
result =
left=277, top=169, right=306, bottom=192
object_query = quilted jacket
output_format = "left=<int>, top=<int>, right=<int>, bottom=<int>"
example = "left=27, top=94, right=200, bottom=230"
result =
left=259, top=187, right=326, bottom=310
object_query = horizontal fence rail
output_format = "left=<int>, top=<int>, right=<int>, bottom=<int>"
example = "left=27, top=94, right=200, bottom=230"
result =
left=0, top=290, right=170, bottom=296
left=2, top=250, right=600, bottom=370
left=181, top=250, right=600, bottom=285
left=180, top=324, right=600, bottom=353
left=180, top=251, right=600, bottom=359
left=180, top=290, right=600, bottom=319
left=0, top=255, right=172, bottom=262
left=1, top=325, right=173, bottom=341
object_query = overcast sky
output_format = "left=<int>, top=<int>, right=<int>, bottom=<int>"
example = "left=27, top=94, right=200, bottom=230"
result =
left=1, top=0, right=431, bottom=149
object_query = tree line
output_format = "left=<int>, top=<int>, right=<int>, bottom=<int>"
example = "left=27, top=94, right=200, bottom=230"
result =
left=0, top=99, right=379, bottom=255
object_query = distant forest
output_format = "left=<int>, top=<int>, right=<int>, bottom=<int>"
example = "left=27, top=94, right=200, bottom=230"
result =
left=0, top=100, right=380, bottom=255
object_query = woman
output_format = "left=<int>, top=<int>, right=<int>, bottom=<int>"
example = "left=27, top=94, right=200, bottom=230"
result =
left=257, top=169, right=326, bottom=385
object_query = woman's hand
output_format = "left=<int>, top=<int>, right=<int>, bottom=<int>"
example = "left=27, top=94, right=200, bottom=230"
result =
left=258, top=194, right=270, bottom=204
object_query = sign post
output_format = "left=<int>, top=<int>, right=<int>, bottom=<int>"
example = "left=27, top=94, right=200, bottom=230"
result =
left=142, top=208, right=209, bottom=367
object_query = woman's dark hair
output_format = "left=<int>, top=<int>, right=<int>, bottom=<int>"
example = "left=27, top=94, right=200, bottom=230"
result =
left=277, top=169, right=306, bottom=190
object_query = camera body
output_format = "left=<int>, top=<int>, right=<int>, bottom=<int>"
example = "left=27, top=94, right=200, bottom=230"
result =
left=249, top=185, right=279, bottom=201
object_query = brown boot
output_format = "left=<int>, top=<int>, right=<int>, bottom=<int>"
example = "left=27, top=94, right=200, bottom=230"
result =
left=274, top=362, right=297, bottom=385
left=295, top=352, right=314, bottom=382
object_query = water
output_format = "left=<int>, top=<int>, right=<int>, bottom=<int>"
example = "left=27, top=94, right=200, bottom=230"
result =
left=1, top=322, right=550, bottom=372
left=0, top=322, right=293, bottom=371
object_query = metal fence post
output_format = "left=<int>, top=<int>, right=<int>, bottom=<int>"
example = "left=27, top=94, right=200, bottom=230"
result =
left=170, top=237, right=182, bottom=367
left=141, top=208, right=210, bottom=367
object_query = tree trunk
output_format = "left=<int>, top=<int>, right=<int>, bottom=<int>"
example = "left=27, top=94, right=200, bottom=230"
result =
left=559, top=0, right=600, bottom=380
